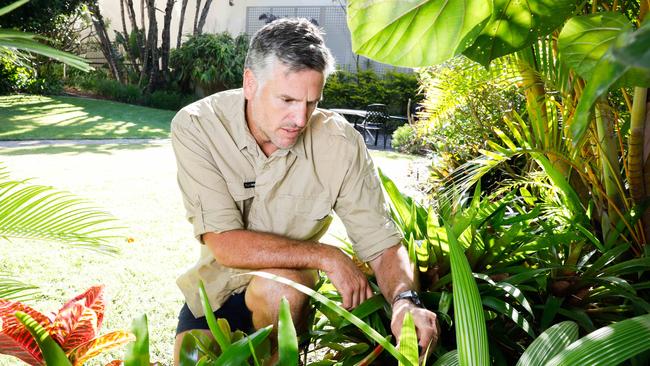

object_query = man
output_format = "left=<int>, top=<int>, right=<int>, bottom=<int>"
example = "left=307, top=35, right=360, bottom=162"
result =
left=171, top=18, right=438, bottom=364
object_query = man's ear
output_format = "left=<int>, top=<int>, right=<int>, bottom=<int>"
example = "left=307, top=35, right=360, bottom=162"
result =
left=243, top=68, right=257, bottom=100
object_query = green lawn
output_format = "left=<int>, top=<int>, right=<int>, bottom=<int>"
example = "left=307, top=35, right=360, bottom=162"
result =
left=0, top=95, right=175, bottom=140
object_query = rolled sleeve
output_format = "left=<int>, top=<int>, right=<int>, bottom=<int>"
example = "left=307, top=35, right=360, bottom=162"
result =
left=171, top=111, right=244, bottom=242
left=334, top=133, right=402, bottom=262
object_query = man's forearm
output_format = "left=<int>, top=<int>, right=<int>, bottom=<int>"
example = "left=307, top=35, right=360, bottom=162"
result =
left=369, top=243, right=416, bottom=303
left=203, top=230, right=338, bottom=271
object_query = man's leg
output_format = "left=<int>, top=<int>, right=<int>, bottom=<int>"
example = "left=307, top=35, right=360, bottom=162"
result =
left=245, top=268, right=319, bottom=363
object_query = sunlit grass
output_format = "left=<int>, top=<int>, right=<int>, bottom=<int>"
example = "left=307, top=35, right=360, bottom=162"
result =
left=0, top=95, right=174, bottom=140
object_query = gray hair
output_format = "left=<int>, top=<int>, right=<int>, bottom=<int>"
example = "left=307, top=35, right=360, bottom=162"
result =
left=244, top=18, right=335, bottom=83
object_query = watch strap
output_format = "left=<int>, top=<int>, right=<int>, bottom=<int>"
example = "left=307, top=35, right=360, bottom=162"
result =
left=392, top=290, right=424, bottom=308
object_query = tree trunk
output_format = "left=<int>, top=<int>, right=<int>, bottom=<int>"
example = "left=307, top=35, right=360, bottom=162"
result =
left=176, top=0, right=189, bottom=48
left=160, top=0, right=175, bottom=82
left=125, top=0, right=144, bottom=74
left=628, top=87, right=650, bottom=244
left=120, top=0, right=140, bottom=75
left=143, top=0, right=159, bottom=93
left=87, top=1, right=123, bottom=83
left=193, top=0, right=202, bottom=35
left=595, top=100, right=625, bottom=237
left=196, top=0, right=214, bottom=35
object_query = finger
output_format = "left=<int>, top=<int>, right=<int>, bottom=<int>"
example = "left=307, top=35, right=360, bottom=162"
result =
left=365, top=283, right=373, bottom=300
left=342, top=289, right=352, bottom=310
left=351, top=285, right=360, bottom=309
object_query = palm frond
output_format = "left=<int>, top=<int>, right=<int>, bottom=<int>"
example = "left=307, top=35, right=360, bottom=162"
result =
left=0, top=165, right=121, bottom=254
left=0, top=272, right=38, bottom=301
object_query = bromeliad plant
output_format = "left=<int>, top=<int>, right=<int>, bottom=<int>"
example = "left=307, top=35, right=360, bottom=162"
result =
left=0, top=285, right=134, bottom=365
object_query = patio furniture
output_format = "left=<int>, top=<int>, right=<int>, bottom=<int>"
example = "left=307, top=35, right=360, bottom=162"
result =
left=360, top=104, right=389, bottom=146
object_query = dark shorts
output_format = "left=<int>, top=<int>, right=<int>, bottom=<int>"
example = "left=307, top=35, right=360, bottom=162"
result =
left=176, top=291, right=254, bottom=335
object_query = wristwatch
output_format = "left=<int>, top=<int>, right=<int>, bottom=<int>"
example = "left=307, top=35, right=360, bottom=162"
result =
left=392, top=290, right=424, bottom=308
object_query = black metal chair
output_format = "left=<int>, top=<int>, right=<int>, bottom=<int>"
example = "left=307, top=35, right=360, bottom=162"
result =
left=359, top=103, right=389, bottom=146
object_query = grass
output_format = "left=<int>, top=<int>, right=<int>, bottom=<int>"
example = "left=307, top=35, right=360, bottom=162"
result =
left=0, top=95, right=175, bottom=140
left=0, top=141, right=426, bottom=365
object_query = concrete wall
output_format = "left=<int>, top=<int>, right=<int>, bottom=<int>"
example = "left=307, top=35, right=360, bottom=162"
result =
left=98, top=0, right=341, bottom=45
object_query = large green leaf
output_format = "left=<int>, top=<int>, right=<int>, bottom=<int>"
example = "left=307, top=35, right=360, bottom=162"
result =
left=278, top=297, right=298, bottom=366
left=445, top=223, right=489, bottom=366
left=571, top=19, right=650, bottom=143
left=558, top=12, right=631, bottom=80
left=546, top=314, right=650, bottom=366
left=347, top=0, right=492, bottom=67
left=433, top=350, right=459, bottom=366
left=15, top=311, right=72, bottom=366
left=515, top=321, right=578, bottom=366
left=0, top=34, right=92, bottom=72
left=464, top=0, right=576, bottom=66
left=0, top=0, right=29, bottom=16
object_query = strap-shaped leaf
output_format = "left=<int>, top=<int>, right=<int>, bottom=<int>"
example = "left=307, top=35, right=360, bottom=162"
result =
left=0, top=0, right=29, bottom=17
left=198, top=281, right=231, bottom=352
left=124, top=314, right=150, bottom=366
left=481, top=297, right=534, bottom=337
left=0, top=272, right=37, bottom=301
left=445, top=223, right=489, bottom=366
left=516, top=321, right=577, bottom=366
left=398, top=312, right=418, bottom=366
left=213, top=325, right=272, bottom=366
left=15, top=311, right=72, bottom=366
left=278, top=297, right=298, bottom=366
left=546, top=314, right=650, bottom=366
left=464, top=0, right=576, bottom=66
left=432, top=350, right=459, bottom=366
left=67, top=331, right=135, bottom=366
left=0, top=299, right=51, bottom=365
left=347, top=0, right=492, bottom=67
left=473, top=273, right=534, bottom=318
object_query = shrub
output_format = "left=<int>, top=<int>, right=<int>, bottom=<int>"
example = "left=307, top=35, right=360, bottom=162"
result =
left=145, top=90, right=197, bottom=111
left=391, top=124, right=423, bottom=154
left=321, top=69, right=421, bottom=116
left=170, top=32, right=249, bottom=96
left=0, top=54, right=35, bottom=94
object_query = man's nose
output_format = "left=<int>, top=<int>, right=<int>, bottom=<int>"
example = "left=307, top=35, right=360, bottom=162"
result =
left=292, top=103, right=308, bottom=127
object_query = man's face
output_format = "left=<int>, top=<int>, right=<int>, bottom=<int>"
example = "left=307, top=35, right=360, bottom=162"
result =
left=243, top=61, right=325, bottom=154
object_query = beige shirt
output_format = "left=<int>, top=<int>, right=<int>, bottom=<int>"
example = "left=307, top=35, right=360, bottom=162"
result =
left=171, top=89, right=401, bottom=317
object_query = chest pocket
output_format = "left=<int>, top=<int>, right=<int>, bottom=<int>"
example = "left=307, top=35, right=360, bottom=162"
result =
left=273, top=194, right=333, bottom=241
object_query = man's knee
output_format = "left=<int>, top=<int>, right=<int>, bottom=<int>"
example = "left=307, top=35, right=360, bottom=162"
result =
left=245, top=269, right=318, bottom=328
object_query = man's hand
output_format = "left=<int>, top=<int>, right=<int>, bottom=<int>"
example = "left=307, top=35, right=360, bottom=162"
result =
left=321, top=247, right=373, bottom=310
left=391, top=300, right=439, bottom=352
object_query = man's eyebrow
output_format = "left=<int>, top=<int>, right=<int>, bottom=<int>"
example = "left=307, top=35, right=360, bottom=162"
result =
left=279, top=94, right=321, bottom=103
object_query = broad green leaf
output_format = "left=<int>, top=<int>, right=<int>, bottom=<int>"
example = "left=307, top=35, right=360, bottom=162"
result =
left=198, top=280, right=231, bottom=351
left=611, top=18, right=650, bottom=70
left=445, top=223, right=489, bottom=366
left=186, top=330, right=218, bottom=358
left=348, top=0, right=492, bottom=67
left=546, top=314, right=650, bottom=366
left=0, top=0, right=29, bottom=17
left=0, top=35, right=92, bottom=72
left=398, top=312, right=418, bottom=366
left=464, top=0, right=576, bottom=66
left=516, top=321, right=578, bottom=366
left=433, top=350, right=459, bottom=366
left=214, top=325, right=272, bottom=366
left=571, top=20, right=650, bottom=143
left=124, top=314, right=150, bottom=366
left=15, top=311, right=72, bottom=366
left=379, top=168, right=413, bottom=231
left=249, top=271, right=413, bottom=365
left=558, top=12, right=631, bottom=81
left=278, top=297, right=299, bottom=366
